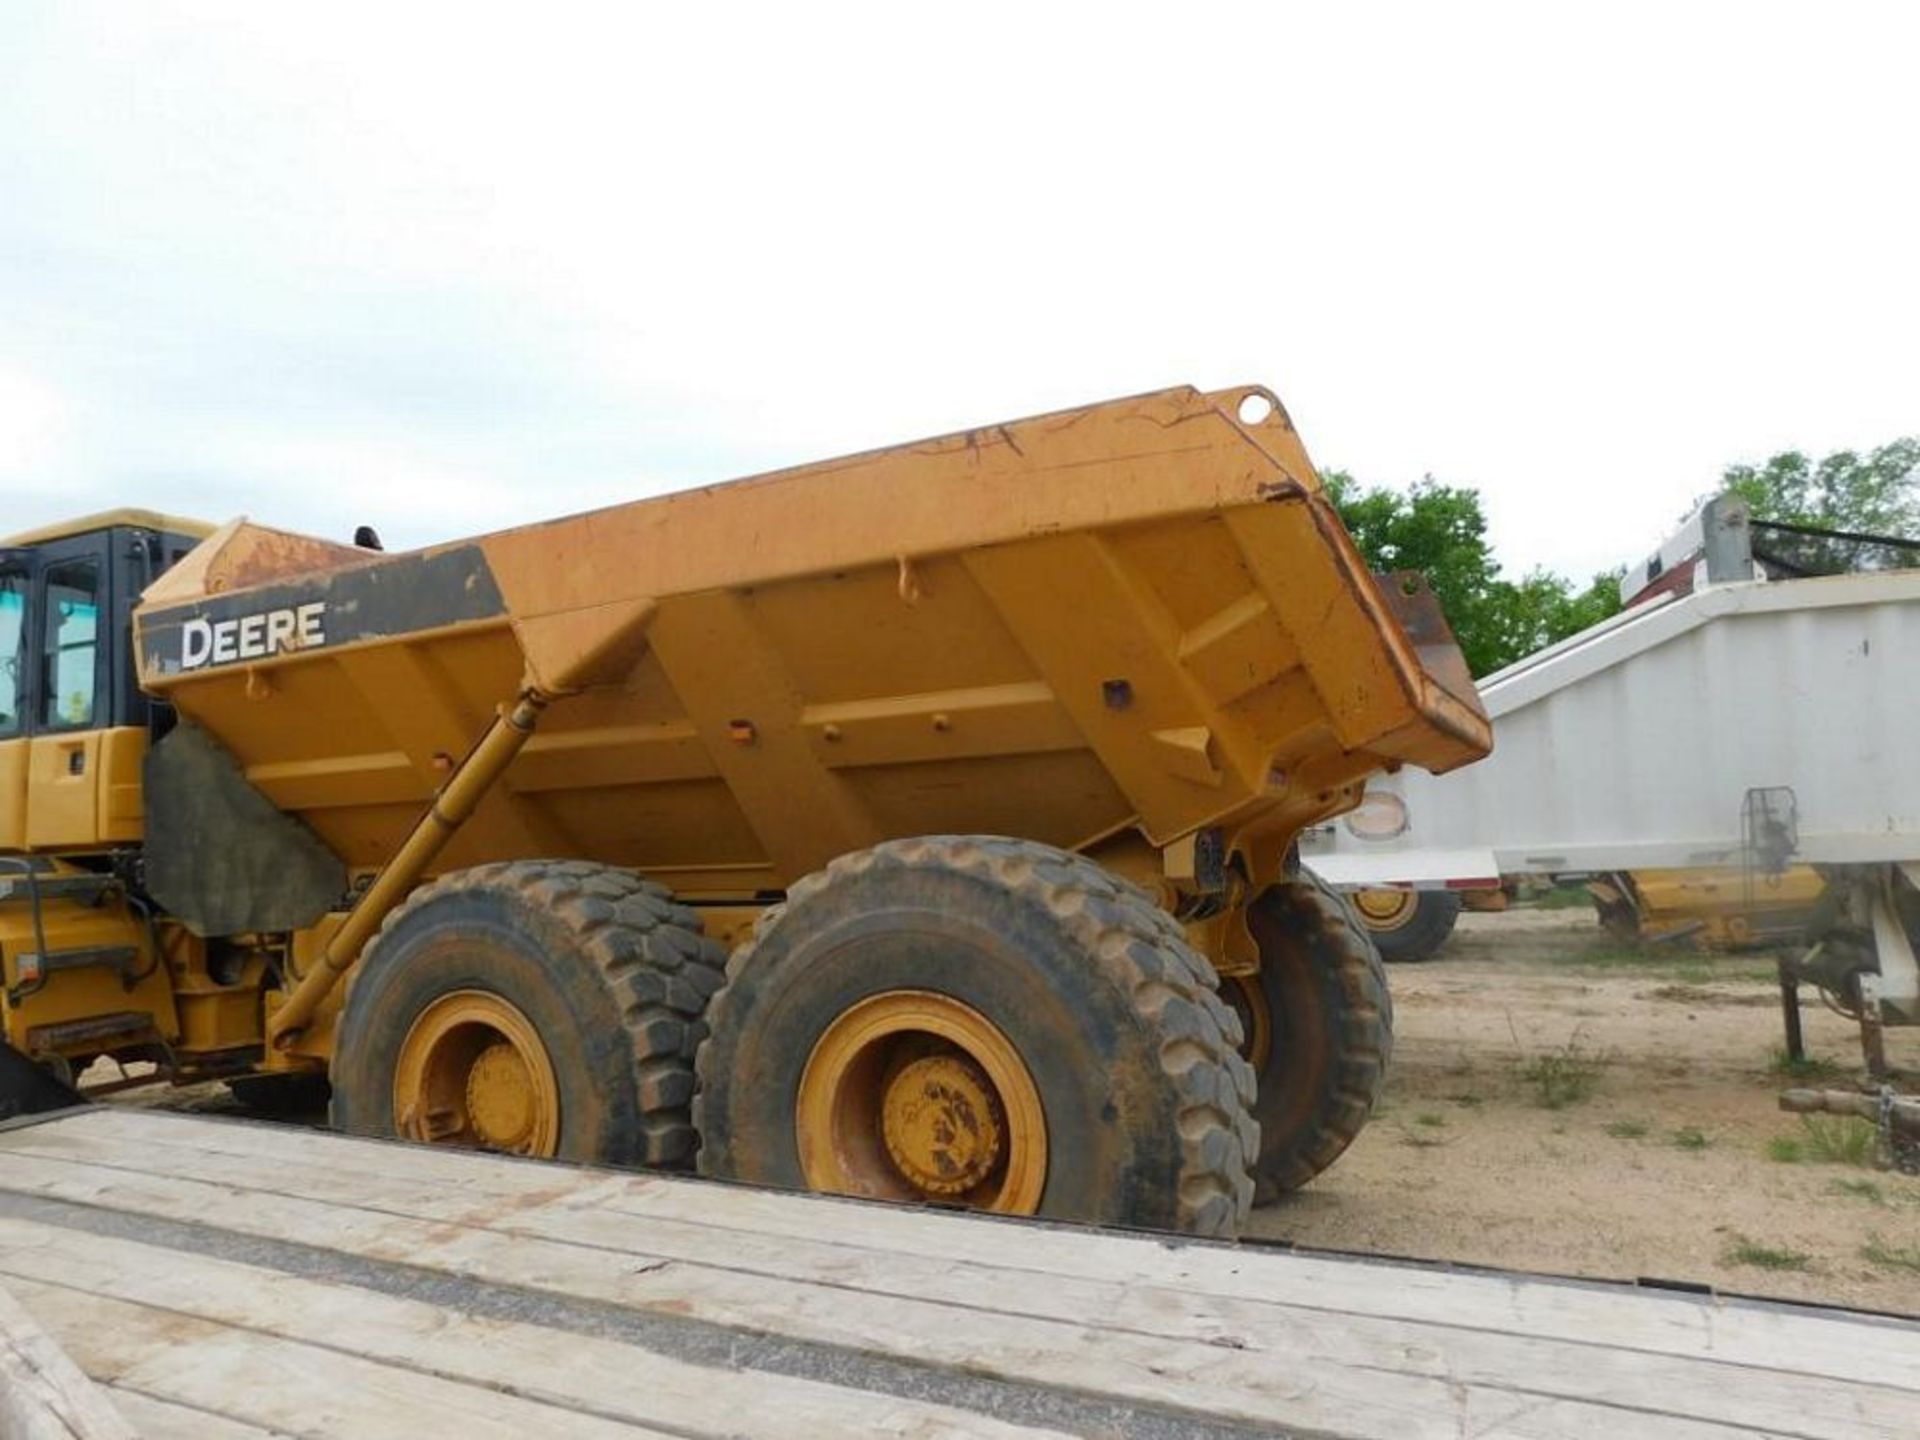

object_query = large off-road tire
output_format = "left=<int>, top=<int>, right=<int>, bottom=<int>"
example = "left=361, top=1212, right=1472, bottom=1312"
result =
left=331, top=860, right=726, bottom=1167
left=1352, top=887, right=1461, bottom=963
left=1231, top=871, right=1392, bottom=1203
left=694, top=836, right=1258, bottom=1237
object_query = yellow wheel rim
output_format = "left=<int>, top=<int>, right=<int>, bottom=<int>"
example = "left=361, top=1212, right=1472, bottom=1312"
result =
left=1354, top=888, right=1419, bottom=933
left=1223, top=973, right=1273, bottom=1074
left=392, top=991, right=560, bottom=1157
left=796, top=990, right=1047, bottom=1213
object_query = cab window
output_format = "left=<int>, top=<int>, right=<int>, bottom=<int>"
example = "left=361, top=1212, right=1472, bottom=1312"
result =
left=0, top=566, right=24, bottom=737
left=41, top=560, right=99, bottom=730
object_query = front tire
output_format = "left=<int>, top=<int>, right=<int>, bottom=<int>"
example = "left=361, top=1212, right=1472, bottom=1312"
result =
left=330, top=861, right=726, bottom=1166
left=694, top=836, right=1258, bottom=1237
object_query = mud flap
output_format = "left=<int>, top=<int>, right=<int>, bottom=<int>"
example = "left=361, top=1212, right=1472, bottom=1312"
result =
left=0, top=1041, right=83, bottom=1122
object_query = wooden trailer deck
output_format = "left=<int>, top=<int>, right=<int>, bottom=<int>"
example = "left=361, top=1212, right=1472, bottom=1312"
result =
left=0, top=1108, right=1914, bottom=1439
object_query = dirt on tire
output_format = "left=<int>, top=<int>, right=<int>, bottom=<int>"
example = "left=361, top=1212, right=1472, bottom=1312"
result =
left=696, top=835, right=1258, bottom=1235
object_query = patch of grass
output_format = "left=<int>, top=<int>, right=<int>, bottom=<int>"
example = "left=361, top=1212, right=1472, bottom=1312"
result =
left=1861, top=1235, right=1920, bottom=1274
left=1671, top=962, right=1715, bottom=985
left=1724, top=1236, right=1812, bottom=1271
left=1769, top=1048, right=1842, bottom=1082
left=1671, top=1127, right=1711, bottom=1151
left=1567, top=943, right=1667, bottom=970
left=1518, top=1037, right=1606, bottom=1110
left=1828, top=1177, right=1889, bottom=1206
left=1446, top=1093, right=1484, bottom=1109
left=1532, top=886, right=1594, bottom=910
left=1605, top=1119, right=1649, bottom=1139
left=1799, top=1115, right=1875, bottom=1167
left=1765, top=1136, right=1804, bottom=1163
left=1415, top=1112, right=1447, bottom=1128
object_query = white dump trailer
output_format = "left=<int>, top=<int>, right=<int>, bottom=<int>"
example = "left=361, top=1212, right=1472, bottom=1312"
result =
left=1303, top=497, right=1920, bottom=1093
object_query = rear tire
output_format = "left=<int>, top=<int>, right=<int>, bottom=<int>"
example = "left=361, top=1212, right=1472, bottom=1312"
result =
left=1241, top=872, right=1393, bottom=1202
left=1354, top=887, right=1461, bottom=963
left=330, top=860, right=726, bottom=1167
left=694, top=836, right=1258, bottom=1237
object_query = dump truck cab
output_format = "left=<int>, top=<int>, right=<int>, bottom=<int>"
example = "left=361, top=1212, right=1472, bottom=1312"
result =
left=0, top=510, right=213, bottom=1098
left=0, top=510, right=213, bottom=853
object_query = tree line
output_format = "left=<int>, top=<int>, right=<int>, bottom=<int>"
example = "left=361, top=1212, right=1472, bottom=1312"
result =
left=1325, top=437, right=1919, bottom=677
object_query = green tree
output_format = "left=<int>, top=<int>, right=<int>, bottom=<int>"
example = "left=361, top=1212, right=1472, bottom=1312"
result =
left=1323, top=471, right=1622, bottom=677
left=1720, top=438, right=1920, bottom=574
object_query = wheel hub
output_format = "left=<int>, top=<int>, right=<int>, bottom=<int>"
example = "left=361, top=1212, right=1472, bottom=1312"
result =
left=1354, top=889, right=1416, bottom=929
left=795, top=989, right=1047, bottom=1213
left=465, top=1041, right=536, bottom=1150
left=881, top=1052, right=1004, bottom=1195
left=391, top=990, right=560, bottom=1158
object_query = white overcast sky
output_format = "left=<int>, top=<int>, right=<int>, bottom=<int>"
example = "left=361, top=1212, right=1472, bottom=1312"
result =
left=2, top=2, right=1915, bottom=581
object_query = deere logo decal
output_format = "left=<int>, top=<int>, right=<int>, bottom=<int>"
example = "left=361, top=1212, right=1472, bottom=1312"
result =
left=181, top=602, right=328, bottom=670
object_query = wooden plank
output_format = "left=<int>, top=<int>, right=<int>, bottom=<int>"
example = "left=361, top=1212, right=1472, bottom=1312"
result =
left=0, top=1282, right=136, bottom=1440
left=4, top=1277, right=664, bottom=1440
left=9, top=1130, right=1909, bottom=1440
left=44, top=1106, right=1920, bottom=1392
left=0, top=1140, right=1845, bottom=1439
left=0, top=1219, right=1075, bottom=1440
left=15, top=1111, right=1920, bottom=1396
left=101, top=1391, right=292, bottom=1440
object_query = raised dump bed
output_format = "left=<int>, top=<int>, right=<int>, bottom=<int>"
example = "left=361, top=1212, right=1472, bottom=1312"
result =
left=133, top=384, right=1485, bottom=895
left=1, top=1107, right=1915, bottom=1440
left=4, top=384, right=1487, bottom=1236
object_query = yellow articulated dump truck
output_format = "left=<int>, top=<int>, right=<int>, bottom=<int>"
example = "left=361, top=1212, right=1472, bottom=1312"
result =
left=0, top=385, right=1489, bottom=1237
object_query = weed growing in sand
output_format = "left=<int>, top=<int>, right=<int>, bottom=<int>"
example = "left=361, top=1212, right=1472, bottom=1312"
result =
left=1765, top=1136, right=1804, bottom=1162
left=1799, top=1115, right=1874, bottom=1167
left=1415, top=1112, right=1447, bottom=1128
left=1605, top=1119, right=1649, bottom=1139
left=1670, top=1127, right=1711, bottom=1151
left=1513, top=1026, right=1606, bottom=1110
left=1724, top=1236, right=1812, bottom=1271
left=1861, top=1235, right=1920, bottom=1274
left=1828, top=1177, right=1889, bottom=1206
left=1769, top=1048, right=1841, bottom=1082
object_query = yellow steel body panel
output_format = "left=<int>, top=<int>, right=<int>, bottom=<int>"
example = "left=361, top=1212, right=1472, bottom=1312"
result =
left=1629, top=865, right=1827, bottom=951
left=0, top=739, right=25, bottom=851
left=23, top=733, right=101, bottom=850
left=132, top=385, right=1491, bottom=904
left=16, top=728, right=147, bottom=851
left=0, top=508, right=215, bottom=548
left=0, top=868, right=181, bottom=1060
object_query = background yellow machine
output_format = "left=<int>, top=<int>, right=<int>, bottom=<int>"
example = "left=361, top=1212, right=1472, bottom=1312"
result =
left=0, top=384, right=1489, bottom=1237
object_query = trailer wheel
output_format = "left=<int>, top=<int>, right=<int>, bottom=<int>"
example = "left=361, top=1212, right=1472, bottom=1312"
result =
left=1353, top=887, right=1461, bottom=963
left=694, top=836, right=1257, bottom=1237
left=1241, top=872, right=1393, bottom=1201
left=330, top=861, right=726, bottom=1167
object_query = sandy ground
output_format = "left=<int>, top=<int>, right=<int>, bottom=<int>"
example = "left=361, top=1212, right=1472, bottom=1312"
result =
left=1248, top=906, right=1920, bottom=1314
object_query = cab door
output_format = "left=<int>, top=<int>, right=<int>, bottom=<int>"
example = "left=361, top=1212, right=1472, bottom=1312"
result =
left=22, top=534, right=113, bottom=849
left=0, top=551, right=30, bottom=850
